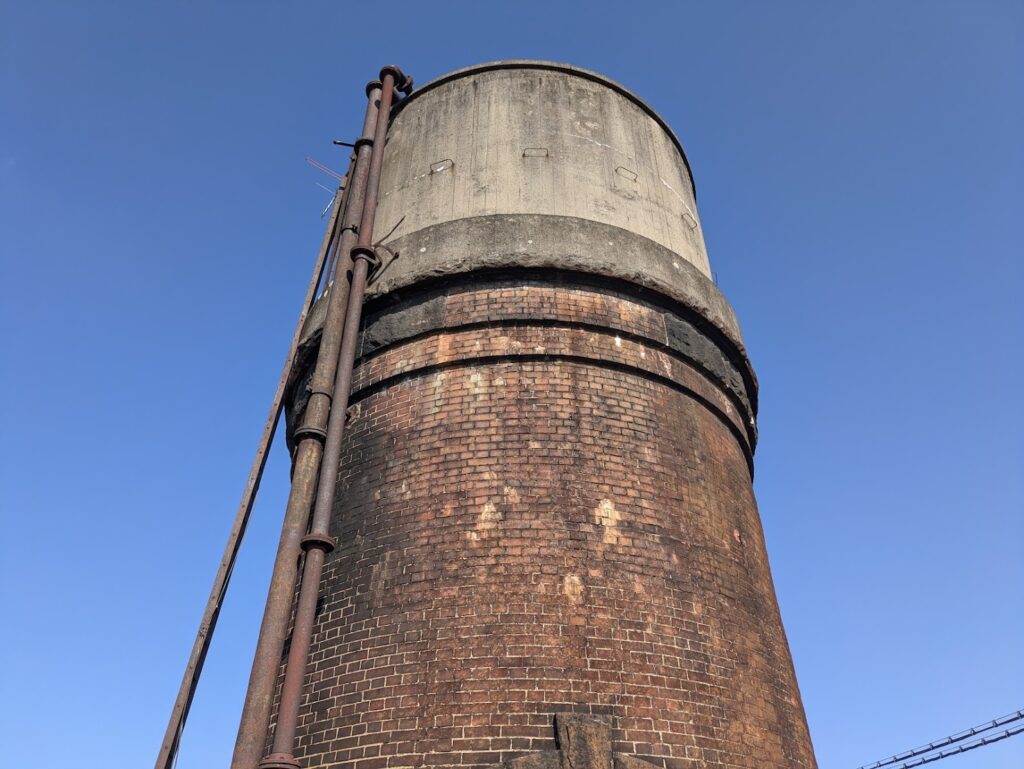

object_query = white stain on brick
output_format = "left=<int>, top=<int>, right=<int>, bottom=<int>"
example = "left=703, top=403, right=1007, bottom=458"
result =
left=562, top=574, right=584, bottom=603
left=595, top=499, right=621, bottom=544
left=467, top=501, right=503, bottom=542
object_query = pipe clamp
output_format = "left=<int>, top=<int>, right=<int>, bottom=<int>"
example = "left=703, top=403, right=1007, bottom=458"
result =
left=351, top=246, right=380, bottom=266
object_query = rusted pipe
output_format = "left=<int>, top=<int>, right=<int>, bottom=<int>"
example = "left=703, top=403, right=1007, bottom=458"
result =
left=230, top=80, right=383, bottom=769
left=258, top=65, right=409, bottom=769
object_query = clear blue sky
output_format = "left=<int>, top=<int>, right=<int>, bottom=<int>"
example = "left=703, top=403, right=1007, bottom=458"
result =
left=1, top=2, right=1021, bottom=768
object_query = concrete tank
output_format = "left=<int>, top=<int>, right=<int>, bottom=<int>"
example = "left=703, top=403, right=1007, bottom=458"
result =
left=283, top=61, right=815, bottom=769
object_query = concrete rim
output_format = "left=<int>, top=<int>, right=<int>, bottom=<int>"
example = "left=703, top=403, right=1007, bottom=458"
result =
left=392, top=60, right=698, bottom=199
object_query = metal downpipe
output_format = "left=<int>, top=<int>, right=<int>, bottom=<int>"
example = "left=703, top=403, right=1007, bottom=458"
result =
left=257, top=64, right=410, bottom=769
left=229, top=81, right=382, bottom=769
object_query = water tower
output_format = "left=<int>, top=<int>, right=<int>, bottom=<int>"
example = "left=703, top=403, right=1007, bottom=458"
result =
left=198, top=61, right=817, bottom=769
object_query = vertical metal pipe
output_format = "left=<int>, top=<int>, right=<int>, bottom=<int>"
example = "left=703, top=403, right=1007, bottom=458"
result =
left=230, top=81, right=382, bottom=769
left=258, top=65, right=409, bottom=769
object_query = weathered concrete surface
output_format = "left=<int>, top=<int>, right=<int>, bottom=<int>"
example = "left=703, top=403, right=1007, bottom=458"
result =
left=307, top=214, right=749, bottom=361
left=365, top=213, right=747, bottom=356
left=374, top=63, right=711, bottom=279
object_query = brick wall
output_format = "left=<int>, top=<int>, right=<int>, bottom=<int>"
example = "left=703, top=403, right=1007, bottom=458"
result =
left=280, top=276, right=816, bottom=769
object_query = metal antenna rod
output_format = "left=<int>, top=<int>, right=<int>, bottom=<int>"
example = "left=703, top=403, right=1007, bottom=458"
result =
left=304, top=156, right=346, bottom=181
left=320, top=157, right=354, bottom=285
left=153, top=161, right=351, bottom=769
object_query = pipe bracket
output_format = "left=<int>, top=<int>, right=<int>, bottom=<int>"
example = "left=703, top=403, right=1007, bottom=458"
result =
left=351, top=246, right=380, bottom=267
left=353, top=136, right=374, bottom=152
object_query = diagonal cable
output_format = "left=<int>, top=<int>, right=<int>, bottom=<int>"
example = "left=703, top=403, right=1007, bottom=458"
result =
left=854, top=709, right=1024, bottom=769
left=889, top=723, right=1024, bottom=769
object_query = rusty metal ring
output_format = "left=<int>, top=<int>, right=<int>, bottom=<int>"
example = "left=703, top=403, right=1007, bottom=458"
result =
left=258, top=755, right=301, bottom=769
left=352, top=136, right=374, bottom=152
left=364, top=79, right=382, bottom=97
left=292, top=424, right=327, bottom=443
left=301, top=533, right=336, bottom=554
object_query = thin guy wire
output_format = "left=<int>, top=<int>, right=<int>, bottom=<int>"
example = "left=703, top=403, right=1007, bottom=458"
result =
left=854, top=708, right=1024, bottom=769
left=883, top=723, right=1024, bottom=769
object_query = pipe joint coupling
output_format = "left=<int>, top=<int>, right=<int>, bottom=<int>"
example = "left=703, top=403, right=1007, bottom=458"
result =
left=301, top=532, right=337, bottom=554
left=292, top=423, right=328, bottom=444
left=306, top=386, right=333, bottom=403
left=259, top=754, right=301, bottom=769
left=352, top=136, right=374, bottom=152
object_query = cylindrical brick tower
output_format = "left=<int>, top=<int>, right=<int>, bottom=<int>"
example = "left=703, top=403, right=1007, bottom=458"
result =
left=283, top=61, right=815, bottom=769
